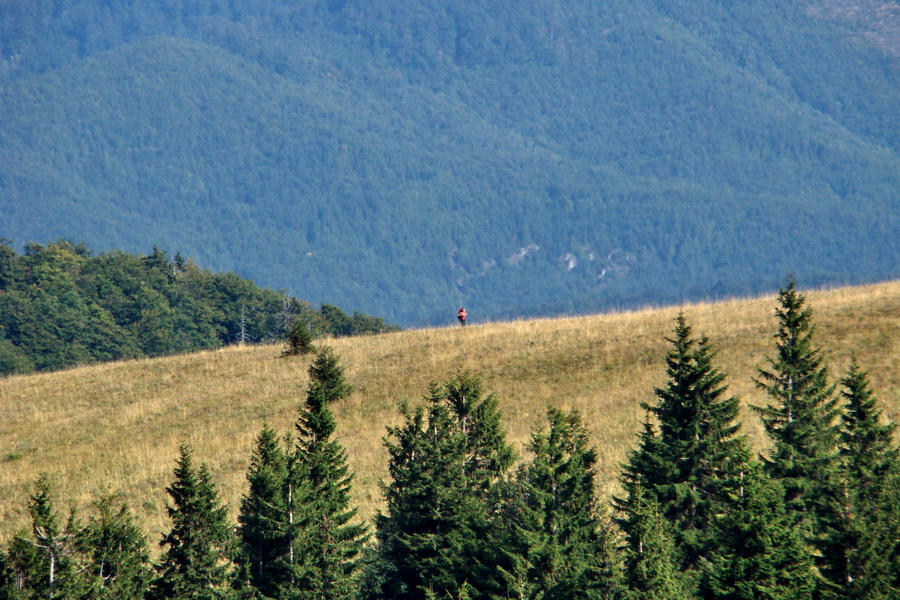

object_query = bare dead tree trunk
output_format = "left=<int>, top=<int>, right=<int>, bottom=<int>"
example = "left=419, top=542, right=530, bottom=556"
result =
left=26, top=526, right=71, bottom=599
left=239, top=305, right=249, bottom=345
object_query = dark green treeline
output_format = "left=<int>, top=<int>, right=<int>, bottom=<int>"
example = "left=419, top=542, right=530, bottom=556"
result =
left=2, top=282, right=899, bottom=599
left=0, top=240, right=399, bottom=377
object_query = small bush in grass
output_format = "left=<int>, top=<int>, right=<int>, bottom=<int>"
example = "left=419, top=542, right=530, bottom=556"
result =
left=284, top=318, right=315, bottom=356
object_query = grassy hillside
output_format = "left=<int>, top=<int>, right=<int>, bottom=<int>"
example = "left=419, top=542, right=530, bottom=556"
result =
left=1, top=281, right=897, bottom=545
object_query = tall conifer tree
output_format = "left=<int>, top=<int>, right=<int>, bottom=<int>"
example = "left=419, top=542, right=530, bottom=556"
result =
left=370, top=373, right=514, bottom=600
left=618, top=314, right=752, bottom=577
left=148, top=445, right=234, bottom=600
left=76, top=493, right=151, bottom=600
left=838, top=361, right=898, bottom=487
left=444, top=373, right=515, bottom=494
left=280, top=346, right=367, bottom=600
left=751, top=279, right=841, bottom=539
left=284, top=318, right=315, bottom=356
left=6, top=475, right=84, bottom=599
left=500, top=409, right=624, bottom=600
left=703, top=464, right=816, bottom=600
left=620, top=486, right=689, bottom=600
left=370, top=391, right=464, bottom=600
left=816, top=360, right=900, bottom=599
left=236, top=426, right=290, bottom=598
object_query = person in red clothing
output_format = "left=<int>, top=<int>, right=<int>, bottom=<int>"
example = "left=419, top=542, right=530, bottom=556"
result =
left=458, top=307, right=467, bottom=326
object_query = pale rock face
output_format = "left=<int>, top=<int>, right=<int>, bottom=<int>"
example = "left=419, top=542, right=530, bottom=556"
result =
left=807, top=0, right=900, bottom=56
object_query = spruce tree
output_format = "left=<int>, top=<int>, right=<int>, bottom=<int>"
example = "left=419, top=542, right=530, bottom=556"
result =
left=618, top=314, right=753, bottom=575
left=0, top=550, right=17, bottom=600
left=437, top=373, right=516, bottom=600
left=703, top=464, right=816, bottom=600
left=305, top=346, right=353, bottom=406
left=281, top=346, right=368, bottom=600
left=284, top=318, right=314, bottom=357
left=618, top=420, right=667, bottom=498
left=372, top=392, right=468, bottom=600
left=838, top=361, right=898, bottom=485
left=751, top=279, right=841, bottom=538
left=500, top=409, right=624, bottom=600
left=370, top=372, right=515, bottom=600
left=236, top=348, right=364, bottom=600
left=620, top=486, right=689, bottom=600
left=816, top=360, right=900, bottom=599
left=6, top=475, right=84, bottom=599
left=27, top=475, right=69, bottom=599
left=148, top=445, right=234, bottom=600
left=4, top=536, right=40, bottom=600
left=75, top=493, right=151, bottom=600
left=236, top=426, right=290, bottom=598
left=444, top=372, right=515, bottom=492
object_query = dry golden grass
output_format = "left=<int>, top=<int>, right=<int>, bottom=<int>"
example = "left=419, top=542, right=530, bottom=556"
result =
left=1, top=281, right=897, bottom=547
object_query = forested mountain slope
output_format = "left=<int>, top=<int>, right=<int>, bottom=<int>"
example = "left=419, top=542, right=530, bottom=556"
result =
left=1, top=0, right=898, bottom=325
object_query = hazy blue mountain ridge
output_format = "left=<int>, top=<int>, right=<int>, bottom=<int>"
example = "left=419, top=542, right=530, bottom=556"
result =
left=1, top=0, right=898, bottom=325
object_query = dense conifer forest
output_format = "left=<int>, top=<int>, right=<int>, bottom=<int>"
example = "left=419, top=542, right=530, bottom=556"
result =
left=0, top=240, right=398, bottom=376
left=2, top=282, right=898, bottom=599
left=1, top=0, right=898, bottom=324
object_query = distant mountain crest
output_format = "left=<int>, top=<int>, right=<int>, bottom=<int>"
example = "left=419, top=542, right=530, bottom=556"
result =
left=1, top=0, right=898, bottom=325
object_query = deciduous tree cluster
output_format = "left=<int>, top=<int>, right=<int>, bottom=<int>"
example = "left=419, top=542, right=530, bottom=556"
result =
left=0, top=241, right=399, bottom=376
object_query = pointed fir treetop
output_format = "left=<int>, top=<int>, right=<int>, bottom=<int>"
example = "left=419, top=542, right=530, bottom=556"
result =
left=752, top=279, right=840, bottom=445
left=648, top=313, right=748, bottom=478
left=28, top=474, right=60, bottom=540
left=525, top=408, right=599, bottom=521
left=751, top=279, right=842, bottom=517
left=375, top=394, right=468, bottom=600
left=287, top=348, right=368, bottom=600
left=244, top=426, right=288, bottom=485
left=296, top=346, right=352, bottom=449
left=238, top=427, right=288, bottom=535
left=297, top=347, right=353, bottom=481
left=284, top=316, right=315, bottom=356
left=306, top=345, right=353, bottom=409
left=163, top=445, right=232, bottom=546
left=839, top=358, right=899, bottom=484
left=374, top=373, right=515, bottom=600
left=149, top=444, right=233, bottom=600
left=444, top=371, right=516, bottom=484
left=619, top=314, right=752, bottom=572
left=501, top=408, right=622, bottom=600
left=14, top=475, right=85, bottom=600
left=236, top=426, right=289, bottom=599
left=76, top=493, right=151, bottom=600
left=811, top=360, right=900, bottom=598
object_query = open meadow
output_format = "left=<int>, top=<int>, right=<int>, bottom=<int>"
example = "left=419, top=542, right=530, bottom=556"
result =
left=1, top=281, right=897, bottom=546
